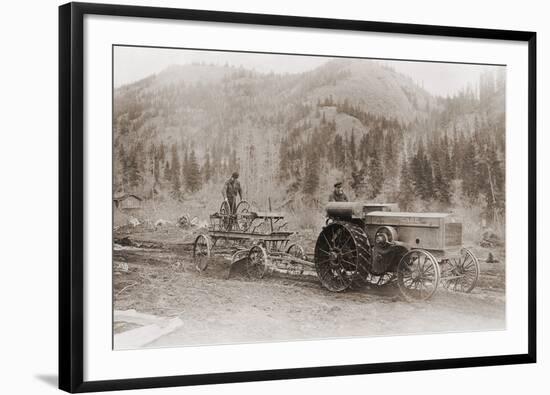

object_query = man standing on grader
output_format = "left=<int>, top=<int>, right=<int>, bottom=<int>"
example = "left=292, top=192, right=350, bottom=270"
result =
left=221, top=171, right=243, bottom=214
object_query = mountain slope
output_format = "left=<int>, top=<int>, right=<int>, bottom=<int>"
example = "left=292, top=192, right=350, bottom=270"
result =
left=113, top=57, right=505, bottom=211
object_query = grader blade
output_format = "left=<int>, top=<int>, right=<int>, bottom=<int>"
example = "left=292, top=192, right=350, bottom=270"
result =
left=226, top=250, right=249, bottom=279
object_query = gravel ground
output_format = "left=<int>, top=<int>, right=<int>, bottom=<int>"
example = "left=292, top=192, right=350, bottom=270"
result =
left=113, top=228, right=506, bottom=349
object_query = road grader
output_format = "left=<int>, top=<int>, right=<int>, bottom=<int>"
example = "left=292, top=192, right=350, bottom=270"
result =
left=193, top=199, right=310, bottom=279
left=193, top=200, right=479, bottom=301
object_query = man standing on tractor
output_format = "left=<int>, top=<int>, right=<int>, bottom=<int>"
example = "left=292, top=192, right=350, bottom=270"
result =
left=222, top=171, right=243, bottom=214
left=329, top=181, right=348, bottom=202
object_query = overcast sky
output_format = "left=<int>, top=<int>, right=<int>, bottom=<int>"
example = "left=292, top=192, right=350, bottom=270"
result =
left=114, top=46, right=503, bottom=97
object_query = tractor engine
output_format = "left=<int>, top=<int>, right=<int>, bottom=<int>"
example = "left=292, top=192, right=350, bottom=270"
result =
left=370, top=225, right=407, bottom=274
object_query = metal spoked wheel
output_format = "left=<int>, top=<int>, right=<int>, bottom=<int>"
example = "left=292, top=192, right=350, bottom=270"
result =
left=193, top=234, right=211, bottom=273
left=285, top=243, right=306, bottom=275
left=397, top=249, right=440, bottom=301
left=314, top=222, right=371, bottom=292
left=247, top=245, right=268, bottom=279
left=441, top=248, right=480, bottom=293
left=235, top=200, right=252, bottom=232
left=219, top=200, right=232, bottom=231
left=286, top=243, right=306, bottom=260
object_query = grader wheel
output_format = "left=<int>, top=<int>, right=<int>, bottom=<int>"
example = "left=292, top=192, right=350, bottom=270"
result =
left=286, top=243, right=306, bottom=260
left=441, top=248, right=480, bottom=293
left=397, top=249, right=440, bottom=301
left=283, top=243, right=307, bottom=275
left=219, top=200, right=232, bottom=231
left=235, top=200, right=252, bottom=232
left=314, top=222, right=371, bottom=292
left=193, top=234, right=211, bottom=273
left=247, top=245, right=268, bottom=279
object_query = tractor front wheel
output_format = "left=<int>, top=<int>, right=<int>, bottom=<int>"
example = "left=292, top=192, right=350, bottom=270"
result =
left=397, top=249, right=440, bottom=301
left=441, top=248, right=480, bottom=293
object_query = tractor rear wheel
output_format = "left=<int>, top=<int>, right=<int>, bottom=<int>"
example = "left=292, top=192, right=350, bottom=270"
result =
left=314, top=222, right=371, bottom=292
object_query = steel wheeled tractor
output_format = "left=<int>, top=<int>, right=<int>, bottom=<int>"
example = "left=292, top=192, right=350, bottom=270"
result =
left=315, top=202, right=480, bottom=301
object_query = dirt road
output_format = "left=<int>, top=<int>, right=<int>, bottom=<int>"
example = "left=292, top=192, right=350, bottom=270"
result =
left=113, top=238, right=505, bottom=348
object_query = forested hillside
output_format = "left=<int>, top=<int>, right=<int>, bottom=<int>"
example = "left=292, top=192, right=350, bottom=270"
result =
left=113, top=58, right=506, bottom=233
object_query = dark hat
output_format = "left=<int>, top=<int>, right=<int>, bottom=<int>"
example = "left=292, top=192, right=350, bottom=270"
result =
left=232, top=171, right=239, bottom=178
left=334, top=181, right=343, bottom=188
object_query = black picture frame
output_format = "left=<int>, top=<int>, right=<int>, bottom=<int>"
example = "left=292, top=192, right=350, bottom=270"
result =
left=59, top=2, right=537, bottom=393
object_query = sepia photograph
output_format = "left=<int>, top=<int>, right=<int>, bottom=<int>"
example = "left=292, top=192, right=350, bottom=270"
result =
left=112, top=45, right=506, bottom=350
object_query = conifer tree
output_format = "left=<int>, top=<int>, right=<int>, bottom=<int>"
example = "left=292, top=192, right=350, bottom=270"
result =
left=186, top=149, right=201, bottom=192
left=422, top=152, right=434, bottom=200
left=349, top=130, right=356, bottom=162
left=202, top=151, right=212, bottom=183
left=333, top=135, right=345, bottom=170
left=444, top=140, right=454, bottom=181
left=153, top=154, right=160, bottom=183
left=303, top=143, right=320, bottom=197
left=182, top=148, right=189, bottom=188
left=433, top=159, right=451, bottom=205
left=135, top=141, right=146, bottom=177
left=158, top=142, right=166, bottom=162
left=358, top=134, right=369, bottom=164
left=118, top=145, right=129, bottom=190
left=164, top=161, right=171, bottom=182
left=350, top=163, right=365, bottom=197
left=366, top=151, right=383, bottom=199
left=171, top=144, right=181, bottom=192
left=127, top=148, right=141, bottom=189
left=398, top=158, right=415, bottom=210
left=278, top=138, right=289, bottom=181
left=384, top=131, right=397, bottom=178
left=461, top=139, right=478, bottom=201
left=411, top=143, right=426, bottom=199
left=147, top=143, right=159, bottom=183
